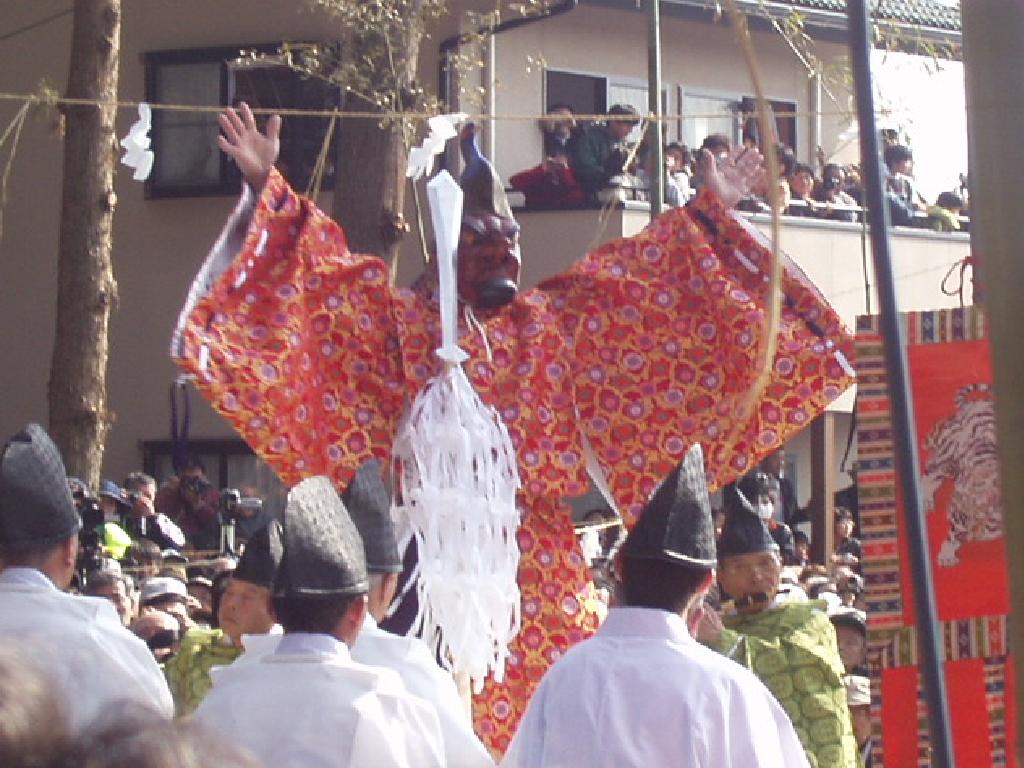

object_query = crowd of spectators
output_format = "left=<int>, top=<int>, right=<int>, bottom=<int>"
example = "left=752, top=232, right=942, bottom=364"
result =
left=509, top=104, right=969, bottom=235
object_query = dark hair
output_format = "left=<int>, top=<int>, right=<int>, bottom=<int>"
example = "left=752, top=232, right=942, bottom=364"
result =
left=0, top=540, right=64, bottom=567
left=700, top=133, right=731, bottom=155
left=883, top=143, right=913, bottom=169
left=272, top=593, right=362, bottom=634
left=793, top=530, right=810, bottom=546
left=183, top=456, right=207, bottom=475
left=619, top=555, right=711, bottom=614
left=132, top=539, right=162, bottom=564
left=0, top=646, right=73, bottom=768
left=607, top=103, right=639, bottom=119
left=775, top=144, right=797, bottom=177
left=791, top=162, right=816, bottom=180
left=123, top=472, right=155, bottom=492
left=936, top=191, right=964, bottom=210
left=546, top=103, right=574, bottom=114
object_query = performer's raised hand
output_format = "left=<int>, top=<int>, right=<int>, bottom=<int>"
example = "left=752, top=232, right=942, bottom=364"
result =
left=217, top=102, right=281, bottom=192
left=699, top=145, right=765, bottom=209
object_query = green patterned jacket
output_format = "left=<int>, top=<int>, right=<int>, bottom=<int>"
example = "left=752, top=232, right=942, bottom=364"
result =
left=706, top=601, right=858, bottom=768
left=164, top=628, right=241, bottom=716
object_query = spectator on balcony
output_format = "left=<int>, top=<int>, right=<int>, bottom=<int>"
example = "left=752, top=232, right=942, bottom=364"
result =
left=884, top=144, right=927, bottom=226
left=692, top=133, right=731, bottom=197
left=509, top=106, right=586, bottom=209
left=785, top=163, right=819, bottom=218
left=815, top=163, right=859, bottom=222
left=927, top=191, right=965, bottom=232
left=664, top=142, right=693, bottom=206
left=570, top=104, right=640, bottom=202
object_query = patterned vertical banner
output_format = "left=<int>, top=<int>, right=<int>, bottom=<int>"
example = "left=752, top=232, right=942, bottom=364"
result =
left=855, top=306, right=1017, bottom=767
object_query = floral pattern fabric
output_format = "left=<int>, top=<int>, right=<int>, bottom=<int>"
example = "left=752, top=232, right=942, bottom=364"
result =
left=175, top=169, right=854, bottom=753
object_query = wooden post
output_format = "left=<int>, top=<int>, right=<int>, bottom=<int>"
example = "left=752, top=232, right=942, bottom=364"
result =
left=962, top=2, right=1024, bottom=759
left=810, top=411, right=835, bottom=563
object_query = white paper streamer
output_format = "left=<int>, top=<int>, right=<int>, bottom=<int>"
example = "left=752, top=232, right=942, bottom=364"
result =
left=392, top=168, right=522, bottom=692
left=406, top=113, right=469, bottom=181
left=120, top=103, right=154, bottom=182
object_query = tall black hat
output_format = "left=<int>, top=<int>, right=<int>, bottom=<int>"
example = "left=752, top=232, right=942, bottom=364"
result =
left=0, top=424, right=81, bottom=549
left=718, top=504, right=779, bottom=560
left=620, top=443, right=716, bottom=568
left=343, top=460, right=401, bottom=574
left=233, top=523, right=279, bottom=589
left=273, top=476, right=368, bottom=598
left=459, top=124, right=515, bottom=222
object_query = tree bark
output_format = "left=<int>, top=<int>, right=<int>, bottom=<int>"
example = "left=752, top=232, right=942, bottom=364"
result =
left=331, top=22, right=422, bottom=263
left=48, top=0, right=121, bottom=488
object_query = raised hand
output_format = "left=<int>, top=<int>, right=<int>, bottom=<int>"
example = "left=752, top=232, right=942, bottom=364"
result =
left=217, top=102, right=281, bottom=192
left=699, top=145, right=765, bottom=210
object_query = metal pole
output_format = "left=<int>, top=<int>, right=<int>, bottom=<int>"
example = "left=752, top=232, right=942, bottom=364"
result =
left=646, top=0, right=664, bottom=218
left=961, top=2, right=1024, bottom=759
left=845, top=2, right=956, bottom=766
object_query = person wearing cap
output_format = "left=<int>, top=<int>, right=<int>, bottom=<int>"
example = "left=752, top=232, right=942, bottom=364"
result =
left=165, top=524, right=279, bottom=715
left=697, top=500, right=857, bottom=768
left=195, top=476, right=444, bottom=767
left=830, top=607, right=868, bottom=676
left=503, top=445, right=809, bottom=767
left=844, top=674, right=873, bottom=766
left=570, top=103, right=641, bottom=201
left=95, top=480, right=134, bottom=560
left=174, top=100, right=854, bottom=752
left=344, top=461, right=495, bottom=768
left=0, top=423, right=173, bottom=732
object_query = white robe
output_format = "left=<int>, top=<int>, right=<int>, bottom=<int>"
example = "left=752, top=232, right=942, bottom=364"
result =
left=196, top=632, right=445, bottom=768
left=353, top=615, right=495, bottom=768
left=501, top=607, right=810, bottom=768
left=0, top=567, right=173, bottom=732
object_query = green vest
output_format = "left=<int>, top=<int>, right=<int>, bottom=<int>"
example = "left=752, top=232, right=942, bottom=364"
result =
left=706, top=601, right=859, bottom=768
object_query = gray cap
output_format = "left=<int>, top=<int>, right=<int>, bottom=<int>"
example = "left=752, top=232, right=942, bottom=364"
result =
left=343, top=460, right=401, bottom=574
left=0, top=424, right=81, bottom=550
left=620, top=444, right=716, bottom=568
left=273, top=476, right=368, bottom=598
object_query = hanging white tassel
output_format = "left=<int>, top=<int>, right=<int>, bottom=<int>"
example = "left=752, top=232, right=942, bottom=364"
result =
left=392, top=171, right=522, bottom=693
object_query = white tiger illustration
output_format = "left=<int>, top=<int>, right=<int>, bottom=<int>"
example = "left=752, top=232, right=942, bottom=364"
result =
left=920, top=383, right=1003, bottom=567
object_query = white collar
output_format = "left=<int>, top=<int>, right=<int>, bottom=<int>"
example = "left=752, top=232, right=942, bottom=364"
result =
left=597, top=607, right=694, bottom=645
left=274, top=632, right=349, bottom=659
left=0, top=567, right=56, bottom=590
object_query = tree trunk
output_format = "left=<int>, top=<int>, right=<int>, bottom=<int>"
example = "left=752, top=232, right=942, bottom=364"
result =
left=331, top=22, right=422, bottom=264
left=332, top=98, right=410, bottom=261
left=48, top=0, right=121, bottom=488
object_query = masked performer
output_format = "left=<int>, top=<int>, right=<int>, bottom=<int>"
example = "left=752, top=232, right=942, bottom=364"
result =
left=172, top=103, right=854, bottom=752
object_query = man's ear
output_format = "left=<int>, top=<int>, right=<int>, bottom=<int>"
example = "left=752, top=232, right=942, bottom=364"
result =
left=338, top=594, right=368, bottom=646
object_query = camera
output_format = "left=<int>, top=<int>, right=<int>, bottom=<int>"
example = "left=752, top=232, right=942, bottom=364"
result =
left=218, top=488, right=263, bottom=554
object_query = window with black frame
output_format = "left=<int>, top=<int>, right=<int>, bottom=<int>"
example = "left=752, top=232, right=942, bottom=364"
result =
left=144, top=44, right=339, bottom=198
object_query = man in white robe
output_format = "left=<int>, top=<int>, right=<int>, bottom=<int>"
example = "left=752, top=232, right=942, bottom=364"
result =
left=344, top=461, right=495, bottom=768
left=501, top=445, right=809, bottom=768
left=195, top=476, right=445, bottom=768
left=0, top=424, right=173, bottom=732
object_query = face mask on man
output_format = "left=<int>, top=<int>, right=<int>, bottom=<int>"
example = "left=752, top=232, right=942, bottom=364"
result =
left=756, top=501, right=775, bottom=521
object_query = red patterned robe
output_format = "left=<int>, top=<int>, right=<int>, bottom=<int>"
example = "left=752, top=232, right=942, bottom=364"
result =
left=173, top=169, right=854, bottom=753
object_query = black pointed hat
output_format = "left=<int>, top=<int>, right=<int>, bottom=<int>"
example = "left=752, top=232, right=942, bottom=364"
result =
left=459, top=124, right=515, bottom=222
left=233, top=523, right=279, bottom=589
left=620, top=443, right=716, bottom=567
left=273, top=476, right=368, bottom=598
left=718, top=504, right=779, bottom=560
left=0, top=424, right=81, bottom=550
left=343, top=460, right=401, bottom=574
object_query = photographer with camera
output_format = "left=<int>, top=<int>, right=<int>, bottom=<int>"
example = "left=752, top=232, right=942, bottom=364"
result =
left=155, top=459, right=220, bottom=551
left=123, top=472, right=186, bottom=552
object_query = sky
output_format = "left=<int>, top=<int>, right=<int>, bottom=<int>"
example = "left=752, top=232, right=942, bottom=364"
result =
left=870, top=49, right=969, bottom=202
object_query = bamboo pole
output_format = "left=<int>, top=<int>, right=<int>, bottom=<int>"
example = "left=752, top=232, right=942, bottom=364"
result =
left=961, top=3, right=1024, bottom=761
